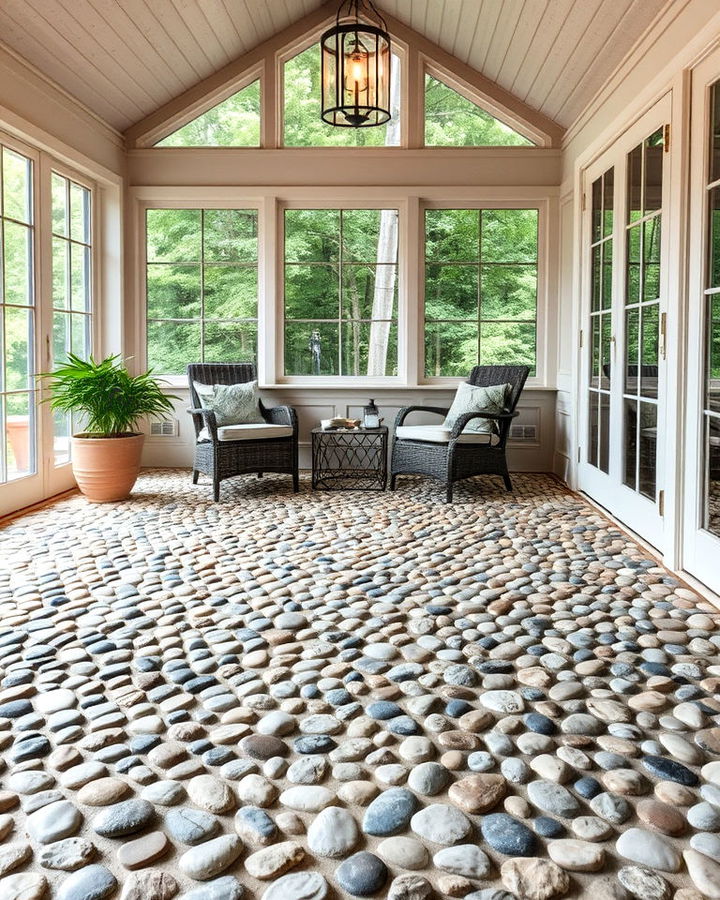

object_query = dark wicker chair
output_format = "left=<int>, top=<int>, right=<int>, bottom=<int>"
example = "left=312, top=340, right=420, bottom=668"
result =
left=187, top=363, right=299, bottom=501
left=390, top=365, right=530, bottom=502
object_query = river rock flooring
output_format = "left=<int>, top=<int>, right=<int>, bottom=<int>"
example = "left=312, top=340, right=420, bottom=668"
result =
left=0, top=470, right=718, bottom=900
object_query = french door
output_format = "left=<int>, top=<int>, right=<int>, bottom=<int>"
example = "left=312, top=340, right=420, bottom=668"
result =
left=578, top=97, right=671, bottom=551
left=683, top=52, right=720, bottom=595
left=0, top=132, right=94, bottom=517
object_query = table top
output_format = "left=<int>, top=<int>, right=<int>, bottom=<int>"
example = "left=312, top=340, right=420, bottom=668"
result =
left=312, top=425, right=388, bottom=435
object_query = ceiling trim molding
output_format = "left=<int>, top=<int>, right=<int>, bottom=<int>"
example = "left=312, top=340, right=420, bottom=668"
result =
left=124, top=1, right=564, bottom=151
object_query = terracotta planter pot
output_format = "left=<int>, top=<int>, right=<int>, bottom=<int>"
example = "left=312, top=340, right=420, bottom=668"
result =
left=71, top=433, right=145, bottom=502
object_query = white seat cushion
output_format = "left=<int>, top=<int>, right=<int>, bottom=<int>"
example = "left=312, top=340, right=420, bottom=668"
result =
left=395, top=425, right=495, bottom=445
left=199, top=424, right=293, bottom=442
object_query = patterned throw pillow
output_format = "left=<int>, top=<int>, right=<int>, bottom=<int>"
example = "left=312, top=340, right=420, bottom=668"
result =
left=193, top=380, right=266, bottom=427
left=443, top=382, right=511, bottom=435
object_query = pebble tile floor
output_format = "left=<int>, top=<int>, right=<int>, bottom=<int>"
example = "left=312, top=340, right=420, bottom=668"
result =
left=0, top=469, right=719, bottom=900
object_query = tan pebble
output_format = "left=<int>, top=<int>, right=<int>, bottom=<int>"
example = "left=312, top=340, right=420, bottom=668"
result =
left=655, top=781, right=696, bottom=806
left=275, top=812, right=305, bottom=835
left=436, top=874, right=472, bottom=896
left=448, top=774, right=506, bottom=814
left=117, top=831, right=170, bottom=869
left=78, top=777, right=132, bottom=806
left=439, top=751, right=465, bottom=770
left=505, top=796, right=530, bottom=818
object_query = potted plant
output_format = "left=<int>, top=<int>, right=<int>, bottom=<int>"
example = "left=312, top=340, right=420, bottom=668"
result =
left=40, top=354, right=177, bottom=502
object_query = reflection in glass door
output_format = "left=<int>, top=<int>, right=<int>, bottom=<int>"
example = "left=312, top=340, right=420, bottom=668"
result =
left=702, top=84, right=720, bottom=539
left=623, top=130, right=664, bottom=501
left=0, top=144, right=36, bottom=486
left=588, top=169, right=613, bottom=473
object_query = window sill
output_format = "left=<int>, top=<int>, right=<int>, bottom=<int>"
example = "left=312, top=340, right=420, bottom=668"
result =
left=160, top=377, right=557, bottom=392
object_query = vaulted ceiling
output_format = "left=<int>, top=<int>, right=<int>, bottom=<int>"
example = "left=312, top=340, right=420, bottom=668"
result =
left=0, top=0, right=671, bottom=134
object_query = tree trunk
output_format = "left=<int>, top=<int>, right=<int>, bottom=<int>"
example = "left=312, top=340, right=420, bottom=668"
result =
left=367, top=60, right=401, bottom=376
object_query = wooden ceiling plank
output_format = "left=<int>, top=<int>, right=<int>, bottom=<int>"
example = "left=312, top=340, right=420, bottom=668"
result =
left=142, top=0, right=217, bottom=74
left=522, top=0, right=609, bottom=111
left=22, top=0, right=159, bottom=111
left=89, top=0, right=188, bottom=96
left=553, top=0, right=668, bottom=125
left=193, top=0, right=248, bottom=63
left=475, top=0, right=507, bottom=74
left=534, top=0, right=635, bottom=115
left=482, top=0, right=525, bottom=83
left=451, top=1, right=483, bottom=64
left=507, top=0, right=575, bottom=98
left=0, top=7, right=136, bottom=128
left=477, top=0, right=546, bottom=90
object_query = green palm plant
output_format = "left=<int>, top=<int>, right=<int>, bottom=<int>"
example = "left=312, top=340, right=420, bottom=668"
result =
left=40, top=353, right=178, bottom=436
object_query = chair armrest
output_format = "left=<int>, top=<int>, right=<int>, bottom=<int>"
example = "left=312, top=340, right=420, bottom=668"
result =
left=449, top=409, right=518, bottom=440
left=187, top=407, right=218, bottom=441
left=265, top=404, right=298, bottom=431
left=395, top=405, right=449, bottom=428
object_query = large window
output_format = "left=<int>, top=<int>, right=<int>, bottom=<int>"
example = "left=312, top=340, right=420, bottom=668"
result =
left=146, top=209, right=258, bottom=374
left=52, top=172, right=92, bottom=464
left=155, top=82, right=261, bottom=147
left=284, top=209, right=398, bottom=376
left=1, top=145, right=35, bottom=483
left=284, top=44, right=401, bottom=147
left=424, top=208, right=538, bottom=377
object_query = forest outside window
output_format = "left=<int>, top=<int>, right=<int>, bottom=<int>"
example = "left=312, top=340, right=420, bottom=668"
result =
left=146, top=209, right=258, bottom=375
left=284, top=209, right=398, bottom=377
left=154, top=81, right=261, bottom=147
left=425, top=208, right=538, bottom=376
left=284, top=43, right=401, bottom=147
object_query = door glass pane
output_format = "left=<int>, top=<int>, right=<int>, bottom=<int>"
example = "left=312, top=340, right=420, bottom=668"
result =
left=643, top=218, right=661, bottom=301
left=591, top=178, right=602, bottom=242
left=624, top=398, right=638, bottom=490
left=589, top=392, right=599, bottom=466
left=2, top=148, right=32, bottom=224
left=638, top=402, right=658, bottom=499
left=644, top=129, right=664, bottom=213
left=641, top=305, right=660, bottom=399
left=602, top=241, right=613, bottom=309
left=590, top=318, right=600, bottom=388
left=628, top=145, right=642, bottom=223
left=710, top=188, right=720, bottom=289
left=712, top=81, right=720, bottom=184
left=625, top=308, right=639, bottom=392
left=599, top=394, right=610, bottom=474
left=706, top=415, right=720, bottom=537
left=627, top=226, right=641, bottom=303
left=708, top=294, right=720, bottom=413
left=601, top=313, right=611, bottom=390
left=603, top=169, right=614, bottom=238
left=5, top=392, right=32, bottom=480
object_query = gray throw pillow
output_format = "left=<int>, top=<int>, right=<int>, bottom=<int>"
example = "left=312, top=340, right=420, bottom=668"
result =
left=444, top=382, right=511, bottom=435
left=193, top=380, right=266, bottom=427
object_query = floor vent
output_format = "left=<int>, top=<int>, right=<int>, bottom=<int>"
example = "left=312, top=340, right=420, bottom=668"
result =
left=510, top=424, right=538, bottom=442
left=150, top=419, right=179, bottom=438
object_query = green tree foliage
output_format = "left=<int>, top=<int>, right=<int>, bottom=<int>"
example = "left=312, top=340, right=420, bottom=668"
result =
left=425, top=75, right=533, bottom=147
left=146, top=209, right=258, bottom=374
left=156, top=81, right=261, bottom=147
left=425, top=209, right=538, bottom=375
left=284, top=44, right=400, bottom=147
left=284, top=209, right=398, bottom=375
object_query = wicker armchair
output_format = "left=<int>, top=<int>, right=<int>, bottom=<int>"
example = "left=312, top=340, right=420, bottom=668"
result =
left=390, top=365, right=530, bottom=502
left=187, top=363, right=298, bottom=501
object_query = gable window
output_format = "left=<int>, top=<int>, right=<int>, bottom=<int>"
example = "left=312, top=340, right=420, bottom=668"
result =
left=146, top=208, right=258, bottom=374
left=284, top=208, right=398, bottom=376
left=424, top=73, right=533, bottom=147
left=284, top=43, right=401, bottom=147
left=424, top=208, right=538, bottom=376
left=155, top=81, right=261, bottom=147
left=51, top=172, right=93, bottom=464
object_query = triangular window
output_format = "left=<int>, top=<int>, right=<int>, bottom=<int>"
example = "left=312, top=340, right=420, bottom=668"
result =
left=284, top=43, right=401, bottom=147
left=155, top=80, right=261, bottom=147
left=424, top=73, right=534, bottom=147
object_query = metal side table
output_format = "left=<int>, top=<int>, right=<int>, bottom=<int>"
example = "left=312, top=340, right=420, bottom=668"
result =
left=311, top=426, right=388, bottom=491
